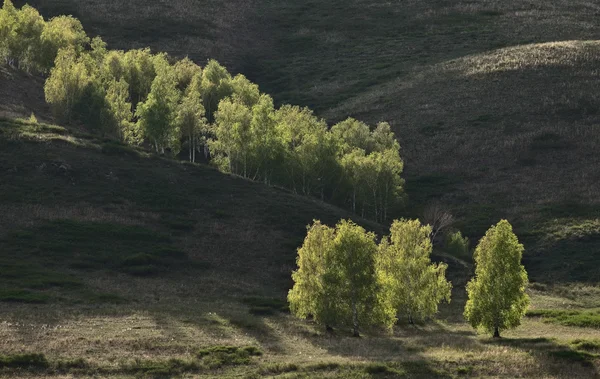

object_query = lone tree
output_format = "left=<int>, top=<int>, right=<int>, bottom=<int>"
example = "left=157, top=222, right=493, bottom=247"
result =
left=464, top=220, right=529, bottom=338
left=288, top=220, right=395, bottom=337
left=378, top=219, right=452, bottom=324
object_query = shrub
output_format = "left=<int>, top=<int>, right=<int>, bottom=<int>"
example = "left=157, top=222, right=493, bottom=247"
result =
left=445, top=230, right=470, bottom=260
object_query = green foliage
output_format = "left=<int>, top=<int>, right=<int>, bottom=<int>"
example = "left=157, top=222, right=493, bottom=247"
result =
left=9, top=4, right=45, bottom=72
left=464, top=220, right=530, bottom=337
left=289, top=220, right=395, bottom=336
left=44, top=47, right=94, bottom=122
left=39, top=15, right=89, bottom=71
left=288, top=221, right=334, bottom=321
left=334, top=119, right=404, bottom=222
left=173, top=57, right=201, bottom=91
left=445, top=230, right=470, bottom=260
left=0, top=1, right=89, bottom=73
left=277, top=104, right=340, bottom=197
left=20, top=3, right=405, bottom=224
left=378, top=219, right=452, bottom=323
left=177, top=72, right=207, bottom=162
left=104, top=78, right=134, bottom=141
left=201, top=59, right=233, bottom=122
left=135, top=54, right=181, bottom=154
left=122, top=48, right=157, bottom=107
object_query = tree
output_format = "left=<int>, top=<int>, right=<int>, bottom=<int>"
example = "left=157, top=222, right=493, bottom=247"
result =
left=423, top=202, right=455, bottom=245
left=248, top=94, right=282, bottom=183
left=135, top=54, right=181, bottom=154
left=340, top=148, right=369, bottom=214
left=173, top=57, right=201, bottom=92
left=464, top=220, right=529, bottom=338
left=122, top=48, right=157, bottom=108
left=44, top=47, right=92, bottom=122
left=176, top=72, right=206, bottom=162
left=210, top=97, right=252, bottom=175
left=39, top=15, right=89, bottom=71
left=288, top=221, right=335, bottom=325
left=276, top=105, right=339, bottom=197
left=101, top=50, right=126, bottom=82
left=331, top=118, right=374, bottom=154
left=378, top=219, right=452, bottom=324
left=288, top=220, right=395, bottom=336
left=10, top=4, right=45, bottom=72
left=105, top=78, right=134, bottom=141
left=445, top=231, right=470, bottom=261
left=0, top=0, right=18, bottom=65
left=201, top=59, right=233, bottom=123
left=231, top=74, right=260, bottom=107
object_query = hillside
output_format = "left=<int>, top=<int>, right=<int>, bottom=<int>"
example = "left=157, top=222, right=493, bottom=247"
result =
left=2, top=1, right=600, bottom=376
left=11, top=0, right=600, bottom=283
left=1, top=115, right=600, bottom=379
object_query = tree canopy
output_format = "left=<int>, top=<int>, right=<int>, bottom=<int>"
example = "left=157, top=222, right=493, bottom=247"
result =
left=464, top=220, right=529, bottom=338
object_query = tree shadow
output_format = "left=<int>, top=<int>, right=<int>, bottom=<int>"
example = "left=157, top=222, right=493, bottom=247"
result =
left=482, top=337, right=600, bottom=378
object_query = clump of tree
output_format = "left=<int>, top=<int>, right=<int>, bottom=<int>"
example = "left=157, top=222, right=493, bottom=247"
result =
left=11, top=2, right=404, bottom=221
left=464, top=220, right=529, bottom=338
left=289, top=219, right=451, bottom=335
left=288, top=220, right=395, bottom=336
left=0, top=0, right=88, bottom=73
left=211, top=103, right=405, bottom=220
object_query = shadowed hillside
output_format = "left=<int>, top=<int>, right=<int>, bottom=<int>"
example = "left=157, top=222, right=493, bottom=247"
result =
left=1, top=117, right=600, bottom=379
left=11, top=0, right=600, bottom=283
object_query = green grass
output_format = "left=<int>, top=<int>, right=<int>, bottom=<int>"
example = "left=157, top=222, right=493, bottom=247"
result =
left=527, top=309, right=600, bottom=328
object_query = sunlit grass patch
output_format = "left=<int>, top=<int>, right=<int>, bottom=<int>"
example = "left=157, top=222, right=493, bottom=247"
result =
left=527, top=309, right=600, bottom=328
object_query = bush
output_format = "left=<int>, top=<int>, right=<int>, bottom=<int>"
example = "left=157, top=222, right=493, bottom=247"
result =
left=444, top=230, right=470, bottom=260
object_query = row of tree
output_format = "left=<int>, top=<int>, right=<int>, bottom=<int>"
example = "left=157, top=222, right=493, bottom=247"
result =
left=288, top=219, right=452, bottom=336
left=1, top=1, right=405, bottom=222
left=289, top=219, right=529, bottom=338
left=0, top=0, right=88, bottom=73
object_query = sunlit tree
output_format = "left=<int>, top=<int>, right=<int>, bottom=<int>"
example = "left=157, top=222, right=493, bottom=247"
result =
left=378, top=219, right=451, bottom=323
left=464, top=220, right=529, bottom=338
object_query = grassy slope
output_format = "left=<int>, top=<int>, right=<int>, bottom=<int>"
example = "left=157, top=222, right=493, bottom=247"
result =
left=1, top=118, right=600, bottom=378
left=15, top=0, right=600, bottom=283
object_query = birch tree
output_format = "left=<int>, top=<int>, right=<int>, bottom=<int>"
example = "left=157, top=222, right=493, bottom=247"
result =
left=378, top=219, right=451, bottom=323
left=464, top=220, right=529, bottom=338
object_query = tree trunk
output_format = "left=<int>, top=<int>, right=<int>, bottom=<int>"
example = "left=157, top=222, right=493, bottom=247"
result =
left=352, top=297, right=360, bottom=337
left=189, top=133, right=192, bottom=162
left=493, top=327, right=500, bottom=338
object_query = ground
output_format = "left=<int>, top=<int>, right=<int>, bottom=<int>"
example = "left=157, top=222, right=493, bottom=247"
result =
left=0, top=119, right=599, bottom=378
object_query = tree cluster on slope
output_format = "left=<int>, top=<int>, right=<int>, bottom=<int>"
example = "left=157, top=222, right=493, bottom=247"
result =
left=2, top=1, right=405, bottom=223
